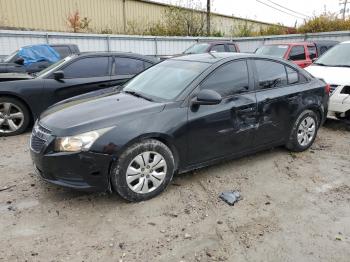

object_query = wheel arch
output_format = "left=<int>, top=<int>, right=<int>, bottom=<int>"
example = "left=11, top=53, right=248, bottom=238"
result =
left=117, top=133, right=181, bottom=173
left=0, top=93, right=35, bottom=124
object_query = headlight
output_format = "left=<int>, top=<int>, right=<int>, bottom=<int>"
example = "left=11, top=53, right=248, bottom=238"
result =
left=54, top=127, right=112, bottom=152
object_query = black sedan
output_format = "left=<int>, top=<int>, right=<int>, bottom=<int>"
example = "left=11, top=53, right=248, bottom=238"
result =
left=30, top=53, right=329, bottom=201
left=0, top=52, right=158, bottom=136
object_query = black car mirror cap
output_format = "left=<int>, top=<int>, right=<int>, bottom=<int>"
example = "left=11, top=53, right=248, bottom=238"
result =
left=14, top=57, right=24, bottom=65
left=53, top=70, right=65, bottom=80
left=192, top=89, right=222, bottom=106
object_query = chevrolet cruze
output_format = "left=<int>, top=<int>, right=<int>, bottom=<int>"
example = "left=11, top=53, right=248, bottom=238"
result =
left=30, top=53, right=329, bottom=201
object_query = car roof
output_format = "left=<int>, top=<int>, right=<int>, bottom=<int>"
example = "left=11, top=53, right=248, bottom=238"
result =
left=75, top=52, right=158, bottom=62
left=197, top=41, right=237, bottom=45
left=170, top=52, right=276, bottom=64
left=264, top=42, right=314, bottom=46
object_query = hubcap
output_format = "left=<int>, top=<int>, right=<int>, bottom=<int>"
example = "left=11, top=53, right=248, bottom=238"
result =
left=0, top=102, right=24, bottom=134
left=126, top=151, right=167, bottom=194
left=297, top=116, right=316, bottom=147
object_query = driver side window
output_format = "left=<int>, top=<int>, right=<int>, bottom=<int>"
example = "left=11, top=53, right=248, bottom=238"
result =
left=62, top=57, right=109, bottom=79
left=201, top=60, right=249, bottom=97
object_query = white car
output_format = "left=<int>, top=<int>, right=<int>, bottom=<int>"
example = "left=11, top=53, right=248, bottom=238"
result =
left=305, top=41, right=350, bottom=121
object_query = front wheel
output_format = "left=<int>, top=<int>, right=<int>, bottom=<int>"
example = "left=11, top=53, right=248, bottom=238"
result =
left=0, top=97, right=30, bottom=136
left=111, top=139, right=175, bottom=202
left=286, top=110, right=319, bottom=152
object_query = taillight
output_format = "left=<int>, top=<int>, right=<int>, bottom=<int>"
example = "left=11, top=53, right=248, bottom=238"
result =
left=325, top=84, right=330, bottom=95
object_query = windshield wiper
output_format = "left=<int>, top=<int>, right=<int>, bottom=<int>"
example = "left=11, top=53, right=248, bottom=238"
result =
left=123, top=90, right=153, bottom=102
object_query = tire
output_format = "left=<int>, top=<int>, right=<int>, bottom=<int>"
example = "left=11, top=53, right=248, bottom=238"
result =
left=286, top=110, right=319, bottom=152
left=111, top=139, right=175, bottom=202
left=0, top=97, right=30, bottom=136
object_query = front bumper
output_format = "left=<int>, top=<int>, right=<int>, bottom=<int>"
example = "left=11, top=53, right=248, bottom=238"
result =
left=30, top=150, right=113, bottom=192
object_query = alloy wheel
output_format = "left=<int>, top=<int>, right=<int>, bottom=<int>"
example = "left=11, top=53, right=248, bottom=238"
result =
left=297, top=116, right=316, bottom=147
left=126, top=151, right=167, bottom=194
left=0, top=102, right=24, bottom=134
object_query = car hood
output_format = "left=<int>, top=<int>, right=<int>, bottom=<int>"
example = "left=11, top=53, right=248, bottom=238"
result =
left=39, top=92, right=166, bottom=136
left=0, top=72, right=34, bottom=82
left=305, top=65, right=350, bottom=85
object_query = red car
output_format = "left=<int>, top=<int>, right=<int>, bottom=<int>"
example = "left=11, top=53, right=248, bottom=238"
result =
left=255, top=40, right=338, bottom=68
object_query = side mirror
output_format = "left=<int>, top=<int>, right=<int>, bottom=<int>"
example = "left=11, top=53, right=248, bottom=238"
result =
left=14, top=57, right=24, bottom=65
left=192, top=89, right=222, bottom=106
left=53, top=70, right=64, bottom=80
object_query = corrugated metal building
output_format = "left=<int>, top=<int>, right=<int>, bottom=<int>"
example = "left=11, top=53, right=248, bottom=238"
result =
left=0, top=0, right=277, bottom=36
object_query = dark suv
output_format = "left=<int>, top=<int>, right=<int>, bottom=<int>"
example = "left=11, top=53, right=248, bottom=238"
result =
left=30, top=53, right=329, bottom=201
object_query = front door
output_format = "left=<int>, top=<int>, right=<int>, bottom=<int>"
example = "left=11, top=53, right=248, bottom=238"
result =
left=187, top=59, right=258, bottom=165
left=41, top=56, right=113, bottom=110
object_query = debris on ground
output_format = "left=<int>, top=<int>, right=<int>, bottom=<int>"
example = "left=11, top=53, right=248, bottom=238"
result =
left=0, top=185, right=16, bottom=192
left=219, top=190, right=242, bottom=206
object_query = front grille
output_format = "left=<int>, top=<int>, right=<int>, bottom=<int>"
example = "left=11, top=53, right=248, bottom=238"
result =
left=30, top=135, right=46, bottom=153
left=30, top=123, right=52, bottom=153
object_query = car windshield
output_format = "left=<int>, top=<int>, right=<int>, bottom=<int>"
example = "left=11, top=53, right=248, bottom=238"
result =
left=123, top=60, right=210, bottom=101
left=255, top=45, right=288, bottom=58
left=3, top=50, right=19, bottom=63
left=184, top=43, right=210, bottom=54
left=314, top=43, right=350, bottom=67
left=36, top=55, right=73, bottom=78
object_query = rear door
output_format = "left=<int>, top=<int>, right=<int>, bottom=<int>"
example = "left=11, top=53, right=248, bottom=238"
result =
left=288, top=45, right=309, bottom=68
left=110, top=56, right=153, bottom=86
left=42, top=56, right=113, bottom=107
left=187, top=59, right=258, bottom=164
left=253, top=59, right=307, bottom=146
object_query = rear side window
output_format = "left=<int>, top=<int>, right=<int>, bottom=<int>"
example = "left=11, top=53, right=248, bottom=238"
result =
left=115, top=57, right=146, bottom=75
left=53, top=46, right=71, bottom=58
left=286, top=66, right=299, bottom=84
left=227, top=44, right=237, bottom=52
left=307, top=45, right=317, bottom=60
left=63, top=57, right=109, bottom=78
left=210, top=45, right=226, bottom=52
left=201, top=60, right=249, bottom=97
left=255, top=60, right=287, bottom=89
left=289, top=46, right=306, bottom=61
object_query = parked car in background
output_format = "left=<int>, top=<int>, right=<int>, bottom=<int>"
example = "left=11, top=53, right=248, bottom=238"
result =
left=183, top=41, right=240, bottom=54
left=160, top=41, right=240, bottom=60
left=0, top=52, right=158, bottom=136
left=30, top=53, right=329, bottom=201
left=305, top=41, right=350, bottom=122
left=0, top=44, right=80, bottom=74
left=255, top=40, right=339, bottom=68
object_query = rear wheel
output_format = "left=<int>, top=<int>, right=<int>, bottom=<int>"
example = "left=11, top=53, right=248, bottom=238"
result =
left=0, top=97, right=30, bottom=136
left=286, top=110, right=319, bottom=152
left=111, top=139, right=175, bottom=202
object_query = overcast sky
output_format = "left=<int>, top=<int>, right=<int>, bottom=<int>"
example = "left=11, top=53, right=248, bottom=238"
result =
left=154, top=0, right=342, bottom=27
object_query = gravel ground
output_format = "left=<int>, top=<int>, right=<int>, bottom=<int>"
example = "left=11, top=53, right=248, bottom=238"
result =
left=0, top=119, right=349, bottom=262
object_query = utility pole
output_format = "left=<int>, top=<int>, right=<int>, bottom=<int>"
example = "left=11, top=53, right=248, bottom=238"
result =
left=207, top=0, right=211, bottom=36
left=340, top=0, right=348, bottom=20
